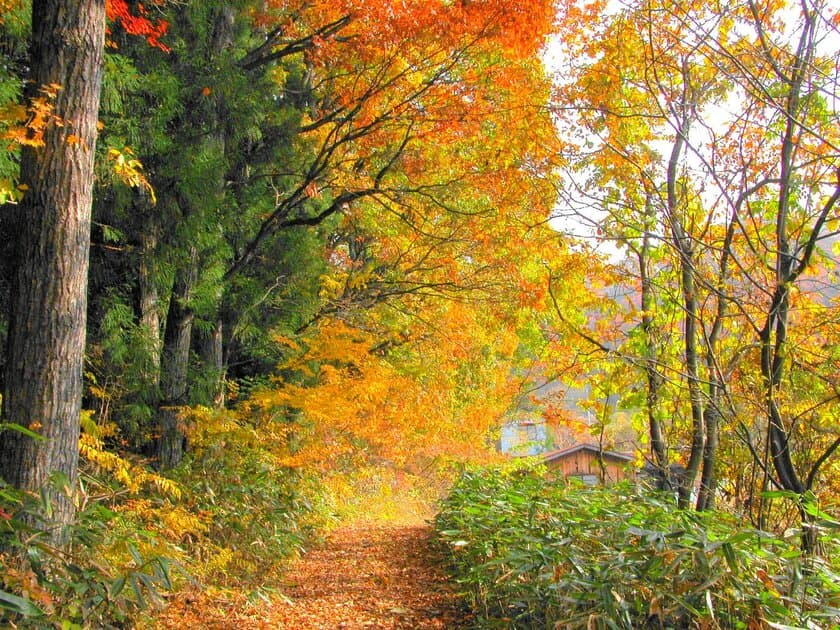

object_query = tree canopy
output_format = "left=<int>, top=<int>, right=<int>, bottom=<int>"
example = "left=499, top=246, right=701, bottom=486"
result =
left=0, top=0, right=838, bottom=625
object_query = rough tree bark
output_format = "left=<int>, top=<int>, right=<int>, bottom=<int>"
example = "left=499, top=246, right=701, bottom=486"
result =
left=0, top=0, right=105, bottom=544
left=156, top=250, right=197, bottom=469
left=137, top=202, right=163, bottom=385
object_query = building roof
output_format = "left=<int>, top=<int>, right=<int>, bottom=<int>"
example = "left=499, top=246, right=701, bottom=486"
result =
left=542, top=443, right=634, bottom=464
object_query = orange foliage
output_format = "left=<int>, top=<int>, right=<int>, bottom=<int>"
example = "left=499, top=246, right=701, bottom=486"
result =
left=105, top=0, right=170, bottom=51
left=0, top=0, right=21, bottom=21
left=0, top=82, right=63, bottom=149
left=231, top=0, right=599, bottom=480
left=275, top=0, right=560, bottom=211
left=250, top=305, right=519, bottom=473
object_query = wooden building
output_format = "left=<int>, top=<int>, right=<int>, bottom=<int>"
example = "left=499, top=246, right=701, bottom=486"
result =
left=542, top=443, right=634, bottom=485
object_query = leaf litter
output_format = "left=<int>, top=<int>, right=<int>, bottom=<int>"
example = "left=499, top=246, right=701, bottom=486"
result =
left=150, top=522, right=469, bottom=628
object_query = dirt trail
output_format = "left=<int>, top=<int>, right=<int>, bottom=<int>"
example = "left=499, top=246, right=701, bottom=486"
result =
left=273, top=523, right=466, bottom=629
left=152, top=523, right=468, bottom=629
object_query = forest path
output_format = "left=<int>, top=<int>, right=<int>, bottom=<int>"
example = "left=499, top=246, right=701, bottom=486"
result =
left=152, top=522, right=468, bottom=629
left=272, top=522, right=467, bottom=628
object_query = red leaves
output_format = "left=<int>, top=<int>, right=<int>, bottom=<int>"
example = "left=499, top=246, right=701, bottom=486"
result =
left=105, top=0, right=170, bottom=51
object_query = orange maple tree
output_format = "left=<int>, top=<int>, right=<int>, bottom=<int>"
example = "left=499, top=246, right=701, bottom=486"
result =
left=208, top=0, right=576, bottom=477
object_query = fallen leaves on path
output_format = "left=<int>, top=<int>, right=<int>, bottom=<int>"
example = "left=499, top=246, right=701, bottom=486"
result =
left=151, top=522, right=468, bottom=629
left=274, top=523, right=467, bottom=629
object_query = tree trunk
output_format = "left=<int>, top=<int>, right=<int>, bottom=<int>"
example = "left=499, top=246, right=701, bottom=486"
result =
left=695, top=216, right=736, bottom=511
left=666, top=109, right=705, bottom=509
left=137, top=205, right=163, bottom=386
left=156, top=251, right=197, bottom=469
left=677, top=255, right=705, bottom=509
left=0, top=0, right=105, bottom=545
left=198, top=316, right=226, bottom=408
left=696, top=405, right=719, bottom=510
left=134, top=205, right=162, bottom=363
left=639, top=197, right=669, bottom=491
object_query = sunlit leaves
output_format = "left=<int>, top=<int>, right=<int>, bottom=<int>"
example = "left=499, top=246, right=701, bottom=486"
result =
left=105, top=0, right=170, bottom=51
left=105, top=146, right=156, bottom=202
left=552, top=0, right=840, bottom=515
left=250, top=310, right=520, bottom=471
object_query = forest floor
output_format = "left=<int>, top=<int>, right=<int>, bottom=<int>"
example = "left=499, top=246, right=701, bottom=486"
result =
left=150, top=521, right=469, bottom=629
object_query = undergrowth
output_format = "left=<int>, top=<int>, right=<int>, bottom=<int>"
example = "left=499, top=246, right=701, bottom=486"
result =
left=0, top=405, right=330, bottom=628
left=434, top=463, right=840, bottom=629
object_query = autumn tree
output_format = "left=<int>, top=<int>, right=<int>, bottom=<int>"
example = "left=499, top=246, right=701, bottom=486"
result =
left=552, top=0, right=733, bottom=505
left=710, top=0, right=840, bottom=544
left=552, top=0, right=840, bottom=534
left=82, top=0, right=561, bottom=469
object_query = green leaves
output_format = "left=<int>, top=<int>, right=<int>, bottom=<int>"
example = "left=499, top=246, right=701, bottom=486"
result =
left=0, top=422, right=47, bottom=442
left=435, top=466, right=840, bottom=629
left=0, top=589, right=43, bottom=618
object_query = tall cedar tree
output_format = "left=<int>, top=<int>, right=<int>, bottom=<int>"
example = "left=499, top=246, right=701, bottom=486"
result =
left=0, top=0, right=105, bottom=543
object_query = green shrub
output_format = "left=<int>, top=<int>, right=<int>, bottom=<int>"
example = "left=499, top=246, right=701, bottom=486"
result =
left=0, top=405, right=330, bottom=627
left=0, top=476, right=177, bottom=629
left=167, top=405, right=331, bottom=585
left=435, top=465, right=840, bottom=629
left=170, top=443, right=324, bottom=584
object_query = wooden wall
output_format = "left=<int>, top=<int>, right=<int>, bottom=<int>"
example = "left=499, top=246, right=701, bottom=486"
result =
left=545, top=450, right=631, bottom=484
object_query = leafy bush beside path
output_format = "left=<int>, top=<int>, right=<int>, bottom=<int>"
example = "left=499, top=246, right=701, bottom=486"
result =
left=434, top=464, right=840, bottom=629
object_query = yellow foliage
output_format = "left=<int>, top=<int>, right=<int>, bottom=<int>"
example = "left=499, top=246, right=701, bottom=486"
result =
left=321, top=465, right=448, bottom=524
left=318, top=272, right=345, bottom=300
left=106, top=146, right=157, bottom=203
left=0, top=179, right=27, bottom=204
left=0, top=83, right=63, bottom=150
left=115, top=499, right=208, bottom=545
left=0, top=0, right=23, bottom=18
left=158, top=505, right=209, bottom=540
left=0, top=84, right=72, bottom=203
left=179, top=404, right=287, bottom=452
left=79, top=411, right=183, bottom=500
left=271, top=334, right=302, bottom=351
left=199, top=546, right=235, bottom=576
left=251, top=310, right=519, bottom=475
